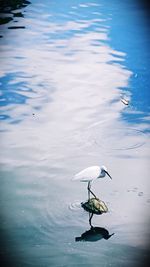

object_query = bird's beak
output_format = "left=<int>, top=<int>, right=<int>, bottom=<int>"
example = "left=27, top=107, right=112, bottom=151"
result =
left=105, top=171, right=112, bottom=179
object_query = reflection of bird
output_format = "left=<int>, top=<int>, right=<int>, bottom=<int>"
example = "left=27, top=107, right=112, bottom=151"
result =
left=75, top=227, right=114, bottom=242
left=73, top=166, right=112, bottom=199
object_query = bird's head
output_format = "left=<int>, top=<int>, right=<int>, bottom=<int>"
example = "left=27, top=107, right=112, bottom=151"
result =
left=101, top=166, right=112, bottom=179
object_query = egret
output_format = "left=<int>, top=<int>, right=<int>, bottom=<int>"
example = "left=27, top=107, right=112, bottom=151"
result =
left=73, top=165, right=112, bottom=199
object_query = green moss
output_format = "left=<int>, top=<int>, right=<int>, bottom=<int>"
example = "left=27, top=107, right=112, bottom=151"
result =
left=81, top=198, right=108, bottom=215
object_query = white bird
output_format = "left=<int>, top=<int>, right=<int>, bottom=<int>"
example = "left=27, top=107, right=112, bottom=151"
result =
left=73, top=165, right=112, bottom=199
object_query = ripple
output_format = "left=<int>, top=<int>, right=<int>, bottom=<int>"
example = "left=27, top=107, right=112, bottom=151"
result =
left=83, top=122, right=146, bottom=152
left=138, top=192, right=144, bottom=197
left=69, top=201, right=82, bottom=211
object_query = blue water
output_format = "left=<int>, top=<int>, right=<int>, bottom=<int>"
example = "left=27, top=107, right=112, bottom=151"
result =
left=0, top=0, right=150, bottom=266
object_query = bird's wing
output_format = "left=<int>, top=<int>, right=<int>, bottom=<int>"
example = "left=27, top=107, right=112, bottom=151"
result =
left=73, top=166, right=100, bottom=182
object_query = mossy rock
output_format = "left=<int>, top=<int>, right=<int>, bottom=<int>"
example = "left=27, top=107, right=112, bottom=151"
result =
left=81, top=198, right=108, bottom=215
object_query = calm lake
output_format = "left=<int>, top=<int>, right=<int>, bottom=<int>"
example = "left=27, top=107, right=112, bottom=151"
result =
left=0, top=0, right=150, bottom=266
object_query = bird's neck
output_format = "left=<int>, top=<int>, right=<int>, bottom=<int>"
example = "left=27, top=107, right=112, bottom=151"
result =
left=99, top=171, right=105, bottom=178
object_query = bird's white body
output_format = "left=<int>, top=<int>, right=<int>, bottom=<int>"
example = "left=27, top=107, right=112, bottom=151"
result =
left=73, top=165, right=111, bottom=200
left=73, top=166, right=105, bottom=183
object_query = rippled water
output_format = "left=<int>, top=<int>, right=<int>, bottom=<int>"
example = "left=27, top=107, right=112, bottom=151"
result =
left=0, top=0, right=150, bottom=266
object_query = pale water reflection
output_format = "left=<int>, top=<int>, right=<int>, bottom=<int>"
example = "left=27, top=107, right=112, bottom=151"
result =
left=0, top=0, right=150, bottom=266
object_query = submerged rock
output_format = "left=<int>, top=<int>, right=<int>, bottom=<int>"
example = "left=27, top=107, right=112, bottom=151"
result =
left=81, top=198, right=108, bottom=214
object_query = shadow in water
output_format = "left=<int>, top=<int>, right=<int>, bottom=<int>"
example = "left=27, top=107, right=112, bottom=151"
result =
left=76, top=212, right=114, bottom=242
left=0, top=0, right=30, bottom=28
left=76, top=226, right=114, bottom=242
left=0, top=0, right=30, bottom=13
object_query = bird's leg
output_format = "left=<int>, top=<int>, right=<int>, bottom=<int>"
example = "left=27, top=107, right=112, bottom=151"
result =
left=90, top=189, right=97, bottom=199
left=87, top=181, right=91, bottom=200
left=89, top=213, right=94, bottom=228
left=87, top=182, right=97, bottom=199
left=88, top=185, right=97, bottom=198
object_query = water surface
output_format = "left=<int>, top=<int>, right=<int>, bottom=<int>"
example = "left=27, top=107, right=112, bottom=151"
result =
left=0, top=0, right=150, bottom=266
